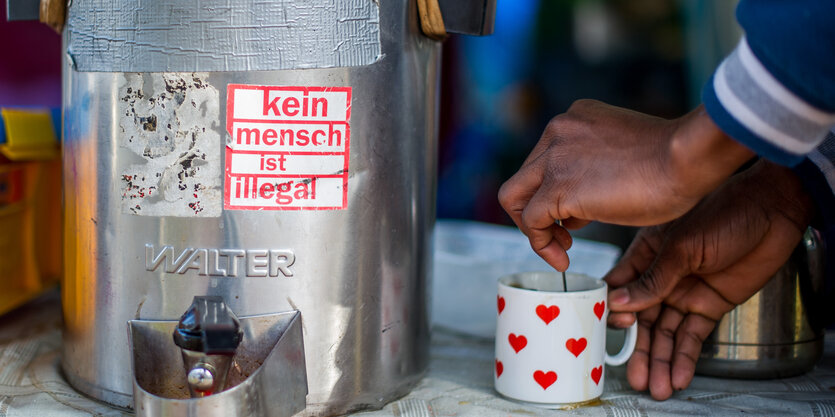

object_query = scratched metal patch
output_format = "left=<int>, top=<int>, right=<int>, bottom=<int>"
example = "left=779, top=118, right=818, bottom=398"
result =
left=66, top=0, right=381, bottom=72
left=119, top=73, right=222, bottom=217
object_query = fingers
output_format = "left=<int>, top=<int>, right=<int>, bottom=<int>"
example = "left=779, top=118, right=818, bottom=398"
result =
left=527, top=223, right=571, bottom=271
left=555, top=225, right=573, bottom=251
left=648, top=307, right=684, bottom=400
left=635, top=309, right=715, bottom=398
left=519, top=173, right=567, bottom=233
left=517, top=179, right=572, bottom=271
left=672, top=314, right=716, bottom=391
left=605, top=228, right=661, bottom=288
left=626, top=305, right=660, bottom=392
left=608, top=238, right=691, bottom=313
left=499, top=159, right=575, bottom=271
left=608, top=312, right=636, bottom=328
left=498, top=162, right=545, bottom=232
left=626, top=304, right=716, bottom=399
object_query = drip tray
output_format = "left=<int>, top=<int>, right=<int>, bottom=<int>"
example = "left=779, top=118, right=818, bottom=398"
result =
left=128, top=310, right=307, bottom=416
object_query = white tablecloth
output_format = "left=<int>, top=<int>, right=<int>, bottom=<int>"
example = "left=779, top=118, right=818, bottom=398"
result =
left=0, top=291, right=833, bottom=417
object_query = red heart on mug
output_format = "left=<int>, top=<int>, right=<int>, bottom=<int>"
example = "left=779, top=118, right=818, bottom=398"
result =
left=594, top=301, right=605, bottom=320
left=533, top=370, right=557, bottom=390
left=535, top=304, right=560, bottom=324
left=497, top=296, right=505, bottom=314
left=566, top=337, right=587, bottom=357
left=591, top=365, right=603, bottom=384
left=495, top=359, right=503, bottom=377
left=508, top=333, right=527, bottom=353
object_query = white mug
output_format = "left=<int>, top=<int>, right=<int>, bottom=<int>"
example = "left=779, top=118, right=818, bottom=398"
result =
left=494, top=272, right=637, bottom=407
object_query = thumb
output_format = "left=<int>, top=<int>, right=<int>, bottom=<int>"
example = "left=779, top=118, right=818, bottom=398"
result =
left=608, top=241, right=691, bottom=313
left=604, top=228, right=659, bottom=288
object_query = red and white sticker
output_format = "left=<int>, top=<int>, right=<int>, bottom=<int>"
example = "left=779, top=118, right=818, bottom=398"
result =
left=224, top=84, right=351, bottom=210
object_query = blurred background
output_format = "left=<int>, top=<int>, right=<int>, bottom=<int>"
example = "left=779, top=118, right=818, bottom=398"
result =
left=0, top=0, right=61, bottom=107
left=0, top=0, right=743, bottom=251
left=437, top=0, right=740, bottom=249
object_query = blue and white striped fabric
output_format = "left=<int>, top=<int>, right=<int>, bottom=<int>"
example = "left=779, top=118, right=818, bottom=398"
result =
left=702, top=0, right=835, bottom=298
left=809, top=132, right=835, bottom=193
left=709, top=38, right=835, bottom=165
left=703, top=1, right=835, bottom=167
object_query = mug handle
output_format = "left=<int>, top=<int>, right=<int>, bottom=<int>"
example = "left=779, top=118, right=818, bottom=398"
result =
left=604, top=321, right=638, bottom=366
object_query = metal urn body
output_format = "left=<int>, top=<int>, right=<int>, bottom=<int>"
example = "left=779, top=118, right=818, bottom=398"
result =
left=696, top=229, right=826, bottom=379
left=60, top=1, right=442, bottom=415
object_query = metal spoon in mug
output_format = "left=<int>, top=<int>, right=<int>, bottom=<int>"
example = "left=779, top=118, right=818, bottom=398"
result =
left=557, top=219, right=567, bottom=292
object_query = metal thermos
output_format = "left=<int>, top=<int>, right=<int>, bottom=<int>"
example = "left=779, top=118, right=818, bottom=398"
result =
left=696, top=229, right=827, bottom=378
left=59, top=1, right=495, bottom=415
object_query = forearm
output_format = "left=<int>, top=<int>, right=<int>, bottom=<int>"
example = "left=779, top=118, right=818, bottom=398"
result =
left=667, top=105, right=755, bottom=203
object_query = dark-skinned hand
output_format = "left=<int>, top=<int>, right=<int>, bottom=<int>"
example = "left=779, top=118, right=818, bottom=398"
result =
left=604, top=160, right=814, bottom=400
left=498, top=100, right=753, bottom=271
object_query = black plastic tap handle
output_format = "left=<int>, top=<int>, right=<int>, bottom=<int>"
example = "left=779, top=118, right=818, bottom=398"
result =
left=173, top=296, right=243, bottom=355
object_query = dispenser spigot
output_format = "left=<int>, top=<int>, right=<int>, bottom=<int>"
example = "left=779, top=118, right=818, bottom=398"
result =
left=173, top=296, right=242, bottom=397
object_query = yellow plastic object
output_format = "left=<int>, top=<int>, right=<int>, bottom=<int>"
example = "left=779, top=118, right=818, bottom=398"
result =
left=0, top=108, right=60, bottom=161
left=0, top=108, right=62, bottom=315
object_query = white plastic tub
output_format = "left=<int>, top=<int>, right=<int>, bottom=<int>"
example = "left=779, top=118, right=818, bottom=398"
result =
left=431, top=220, right=621, bottom=338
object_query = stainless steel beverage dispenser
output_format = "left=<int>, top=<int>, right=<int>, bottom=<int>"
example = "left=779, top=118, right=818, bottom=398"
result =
left=59, top=0, right=495, bottom=415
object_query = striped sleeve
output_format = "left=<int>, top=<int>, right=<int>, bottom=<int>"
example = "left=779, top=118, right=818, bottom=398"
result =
left=703, top=37, right=835, bottom=166
left=808, top=132, right=835, bottom=188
